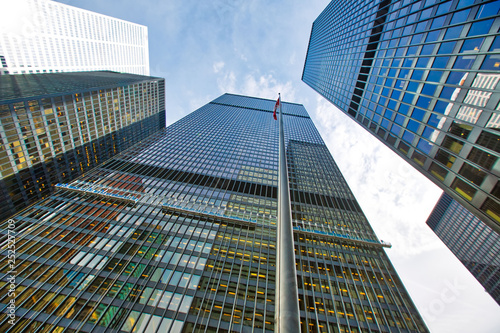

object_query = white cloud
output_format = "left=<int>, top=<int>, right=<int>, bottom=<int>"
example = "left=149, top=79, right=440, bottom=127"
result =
left=241, top=74, right=296, bottom=101
left=216, top=70, right=237, bottom=93
left=312, top=96, right=443, bottom=257
left=215, top=70, right=296, bottom=101
left=212, top=61, right=225, bottom=73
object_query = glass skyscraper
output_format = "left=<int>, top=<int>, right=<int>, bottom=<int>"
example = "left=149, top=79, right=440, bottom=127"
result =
left=0, top=94, right=427, bottom=332
left=0, top=71, right=165, bottom=221
left=0, top=0, right=149, bottom=75
left=426, top=192, right=500, bottom=305
left=302, top=0, right=500, bottom=233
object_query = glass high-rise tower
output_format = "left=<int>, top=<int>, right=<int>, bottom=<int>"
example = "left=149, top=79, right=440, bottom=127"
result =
left=0, top=71, right=165, bottom=221
left=302, top=0, right=500, bottom=233
left=426, top=192, right=500, bottom=305
left=0, top=0, right=149, bottom=75
left=0, top=94, right=427, bottom=332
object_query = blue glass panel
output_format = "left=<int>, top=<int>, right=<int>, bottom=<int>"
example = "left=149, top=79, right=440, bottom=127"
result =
left=391, top=124, right=402, bottom=135
left=396, top=48, right=406, bottom=57
left=432, top=57, right=450, bottom=68
left=417, top=138, right=433, bottom=154
left=420, top=44, right=435, bottom=55
left=480, top=55, right=500, bottom=70
left=395, top=18, right=406, bottom=28
left=453, top=56, right=476, bottom=69
left=424, top=0, right=436, bottom=9
left=489, top=36, right=500, bottom=51
left=456, top=0, right=474, bottom=10
left=415, top=21, right=429, bottom=33
left=422, top=126, right=435, bottom=139
left=403, top=93, right=415, bottom=103
left=388, top=100, right=398, bottom=110
left=407, top=46, right=419, bottom=56
left=421, top=84, right=437, bottom=95
left=451, top=9, right=470, bottom=24
left=407, top=81, right=420, bottom=92
left=421, top=7, right=433, bottom=19
left=446, top=71, right=466, bottom=84
left=401, top=36, right=411, bottom=47
left=382, top=118, right=391, bottom=129
left=399, top=69, right=410, bottom=78
left=403, top=25, right=414, bottom=36
left=412, top=108, right=426, bottom=121
left=440, top=87, right=454, bottom=99
left=399, top=103, right=410, bottom=115
left=438, top=42, right=456, bottom=54
left=385, top=110, right=393, bottom=119
left=426, top=30, right=441, bottom=42
left=427, top=71, right=443, bottom=82
left=416, top=57, right=430, bottom=67
left=373, top=114, right=381, bottom=123
left=411, top=33, right=424, bottom=44
left=417, top=97, right=432, bottom=111
left=427, top=113, right=441, bottom=127
left=395, top=114, right=406, bottom=125
left=431, top=16, right=446, bottom=30
left=436, top=1, right=452, bottom=15
left=476, top=2, right=500, bottom=19
left=461, top=38, right=484, bottom=53
left=407, top=120, right=420, bottom=132
left=403, top=58, right=414, bottom=67
left=468, top=19, right=494, bottom=36
left=412, top=70, right=424, bottom=80
left=434, top=100, right=449, bottom=114
left=403, top=130, right=415, bottom=143
left=410, top=2, right=421, bottom=13
left=444, top=26, right=463, bottom=40
left=392, top=58, right=403, bottom=67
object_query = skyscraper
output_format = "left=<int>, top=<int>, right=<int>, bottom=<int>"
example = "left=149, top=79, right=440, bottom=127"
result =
left=426, top=192, right=500, bottom=305
left=0, top=71, right=165, bottom=221
left=302, top=0, right=500, bottom=233
left=0, top=94, right=427, bottom=332
left=0, top=0, right=149, bottom=75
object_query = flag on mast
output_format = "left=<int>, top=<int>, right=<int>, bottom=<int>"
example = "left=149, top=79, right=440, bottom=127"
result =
left=273, top=96, right=280, bottom=120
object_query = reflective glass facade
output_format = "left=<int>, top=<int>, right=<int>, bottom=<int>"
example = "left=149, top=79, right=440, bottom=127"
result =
left=303, top=0, right=500, bottom=233
left=0, top=71, right=165, bottom=221
left=0, top=94, right=427, bottom=332
left=427, top=192, right=500, bottom=305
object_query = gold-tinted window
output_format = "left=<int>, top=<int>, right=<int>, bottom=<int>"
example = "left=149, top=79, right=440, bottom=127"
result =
left=442, top=135, right=464, bottom=154
left=451, top=178, right=477, bottom=201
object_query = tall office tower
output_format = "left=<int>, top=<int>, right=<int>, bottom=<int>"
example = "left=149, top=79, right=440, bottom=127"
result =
left=0, top=94, right=427, bottom=332
left=0, top=0, right=149, bottom=75
left=0, top=71, right=165, bottom=221
left=426, top=192, right=500, bottom=305
left=303, top=0, right=500, bottom=233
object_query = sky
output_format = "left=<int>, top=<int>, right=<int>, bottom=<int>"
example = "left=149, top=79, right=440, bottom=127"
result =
left=57, top=1, right=500, bottom=331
